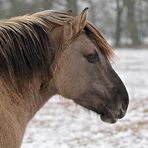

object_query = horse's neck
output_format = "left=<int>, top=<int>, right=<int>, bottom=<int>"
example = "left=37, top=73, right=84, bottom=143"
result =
left=0, top=78, right=56, bottom=129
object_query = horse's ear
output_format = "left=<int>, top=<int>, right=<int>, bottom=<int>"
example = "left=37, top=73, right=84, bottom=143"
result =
left=73, top=8, right=88, bottom=34
left=79, top=8, right=88, bottom=30
left=63, top=8, right=88, bottom=43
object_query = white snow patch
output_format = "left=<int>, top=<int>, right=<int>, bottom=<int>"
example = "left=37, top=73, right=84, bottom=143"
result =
left=21, top=49, right=148, bottom=148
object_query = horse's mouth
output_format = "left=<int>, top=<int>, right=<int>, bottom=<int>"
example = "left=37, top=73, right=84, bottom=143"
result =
left=74, top=99, right=124, bottom=124
left=100, top=107, right=118, bottom=123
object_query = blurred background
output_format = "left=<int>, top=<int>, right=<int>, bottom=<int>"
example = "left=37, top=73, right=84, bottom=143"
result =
left=0, top=0, right=147, bottom=148
left=0, top=0, right=148, bottom=47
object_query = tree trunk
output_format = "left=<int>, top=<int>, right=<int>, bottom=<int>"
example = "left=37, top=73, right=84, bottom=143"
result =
left=0, top=1, right=3, bottom=18
left=88, top=0, right=96, bottom=25
left=115, top=0, right=123, bottom=47
left=66, top=0, right=78, bottom=15
left=42, top=0, right=53, bottom=10
left=124, top=0, right=140, bottom=46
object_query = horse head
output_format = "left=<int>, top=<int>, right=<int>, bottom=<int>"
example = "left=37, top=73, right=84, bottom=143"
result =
left=52, top=8, right=129, bottom=123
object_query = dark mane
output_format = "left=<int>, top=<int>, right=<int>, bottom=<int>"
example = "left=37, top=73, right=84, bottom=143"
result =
left=0, top=10, right=75, bottom=89
left=0, top=14, right=54, bottom=88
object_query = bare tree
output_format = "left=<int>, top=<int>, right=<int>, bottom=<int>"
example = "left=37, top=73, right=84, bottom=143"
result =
left=0, top=0, right=3, bottom=18
left=87, top=0, right=97, bottom=25
left=39, top=0, right=53, bottom=10
left=9, top=0, right=27, bottom=16
left=124, top=0, right=140, bottom=46
left=115, top=0, right=124, bottom=47
left=66, top=0, right=78, bottom=15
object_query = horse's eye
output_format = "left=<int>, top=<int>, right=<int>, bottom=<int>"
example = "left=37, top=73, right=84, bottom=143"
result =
left=84, top=52, right=99, bottom=63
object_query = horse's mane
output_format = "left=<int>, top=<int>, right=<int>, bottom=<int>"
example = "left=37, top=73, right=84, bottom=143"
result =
left=0, top=12, right=52, bottom=88
left=0, top=10, right=113, bottom=90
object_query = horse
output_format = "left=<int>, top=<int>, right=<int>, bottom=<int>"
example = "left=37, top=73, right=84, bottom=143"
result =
left=0, top=8, right=129, bottom=148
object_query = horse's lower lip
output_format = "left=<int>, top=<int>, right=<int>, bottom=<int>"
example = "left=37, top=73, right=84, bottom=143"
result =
left=100, top=109, right=117, bottom=124
left=100, top=113, right=117, bottom=123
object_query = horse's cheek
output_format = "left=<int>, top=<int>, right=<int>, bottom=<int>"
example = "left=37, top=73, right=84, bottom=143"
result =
left=53, top=62, right=79, bottom=98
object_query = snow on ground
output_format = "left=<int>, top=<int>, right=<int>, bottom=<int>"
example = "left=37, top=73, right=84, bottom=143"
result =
left=113, top=49, right=148, bottom=99
left=21, top=49, right=148, bottom=148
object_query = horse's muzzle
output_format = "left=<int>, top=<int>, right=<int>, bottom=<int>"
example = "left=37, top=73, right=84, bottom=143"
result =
left=100, top=90, right=129, bottom=124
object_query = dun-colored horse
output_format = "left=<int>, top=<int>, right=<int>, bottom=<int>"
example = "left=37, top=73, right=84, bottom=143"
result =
left=0, top=8, right=129, bottom=148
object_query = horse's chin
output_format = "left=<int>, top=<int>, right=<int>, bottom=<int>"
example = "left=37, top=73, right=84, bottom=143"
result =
left=100, top=108, right=117, bottom=124
left=73, top=100, right=118, bottom=124
left=100, top=113, right=117, bottom=124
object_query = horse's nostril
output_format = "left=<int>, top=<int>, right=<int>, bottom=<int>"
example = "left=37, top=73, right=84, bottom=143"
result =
left=121, top=100, right=128, bottom=111
left=116, top=109, right=125, bottom=119
left=116, top=99, right=128, bottom=119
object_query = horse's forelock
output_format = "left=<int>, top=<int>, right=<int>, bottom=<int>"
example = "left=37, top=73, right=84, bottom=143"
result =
left=85, top=22, right=114, bottom=60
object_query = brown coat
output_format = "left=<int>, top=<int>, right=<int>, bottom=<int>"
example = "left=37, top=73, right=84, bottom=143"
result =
left=0, top=9, right=128, bottom=148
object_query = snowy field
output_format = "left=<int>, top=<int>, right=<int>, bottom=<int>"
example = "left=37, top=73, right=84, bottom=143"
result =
left=21, top=49, right=148, bottom=148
